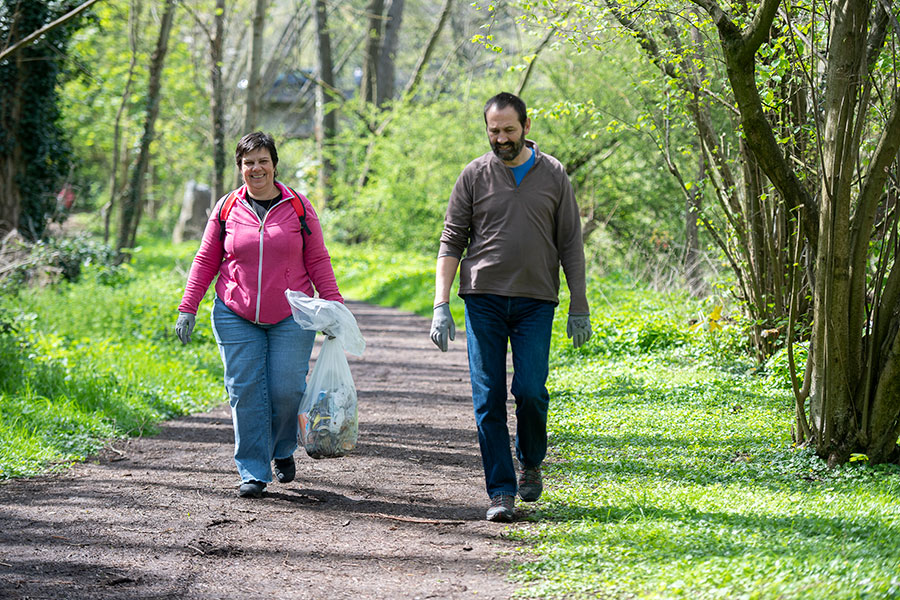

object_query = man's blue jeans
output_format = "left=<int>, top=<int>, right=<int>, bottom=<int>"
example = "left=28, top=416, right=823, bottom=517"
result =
left=463, top=294, right=555, bottom=499
left=211, top=297, right=316, bottom=484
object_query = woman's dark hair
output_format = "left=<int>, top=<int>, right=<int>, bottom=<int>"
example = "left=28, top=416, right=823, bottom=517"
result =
left=234, top=131, right=278, bottom=170
left=483, top=92, right=528, bottom=127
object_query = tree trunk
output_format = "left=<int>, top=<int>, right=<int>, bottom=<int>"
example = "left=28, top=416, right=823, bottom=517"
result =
left=0, top=78, right=22, bottom=235
left=210, top=0, right=226, bottom=202
left=809, top=0, right=871, bottom=461
left=116, top=0, right=176, bottom=260
left=312, top=0, right=336, bottom=209
left=104, top=0, right=141, bottom=244
left=243, top=0, right=267, bottom=133
left=691, top=0, right=900, bottom=464
left=0, top=0, right=78, bottom=240
left=356, top=0, right=453, bottom=189
left=360, top=0, right=385, bottom=106
left=376, top=0, right=404, bottom=106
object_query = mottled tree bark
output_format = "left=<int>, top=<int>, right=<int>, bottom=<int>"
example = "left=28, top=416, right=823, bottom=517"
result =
left=692, top=0, right=900, bottom=464
left=312, top=0, right=336, bottom=208
left=117, top=0, right=176, bottom=260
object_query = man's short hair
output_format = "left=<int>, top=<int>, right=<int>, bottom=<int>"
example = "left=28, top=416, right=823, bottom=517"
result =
left=235, top=131, right=279, bottom=169
left=483, top=92, right=528, bottom=128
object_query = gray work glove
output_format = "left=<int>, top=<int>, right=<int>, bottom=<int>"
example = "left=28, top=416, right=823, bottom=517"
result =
left=430, top=302, right=455, bottom=352
left=567, top=314, right=592, bottom=349
left=175, top=312, right=196, bottom=345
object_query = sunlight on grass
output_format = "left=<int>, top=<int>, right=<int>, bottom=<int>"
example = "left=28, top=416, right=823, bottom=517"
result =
left=506, top=301, right=900, bottom=599
left=329, top=244, right=465, bottom=322
left=3, top=237, right=899, bottom=600
left=0, top=239, right=225, bottom=479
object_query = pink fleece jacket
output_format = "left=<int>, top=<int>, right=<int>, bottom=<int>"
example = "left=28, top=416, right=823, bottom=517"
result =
left=178, top=182, right=343, bottom=324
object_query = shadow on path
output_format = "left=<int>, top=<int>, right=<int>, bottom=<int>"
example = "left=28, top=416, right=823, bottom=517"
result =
left=0, top=302, right=521, bottom=600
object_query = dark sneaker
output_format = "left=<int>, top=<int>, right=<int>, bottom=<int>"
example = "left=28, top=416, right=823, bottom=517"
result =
left=238, top=480, right=266, bottom=498
left=274, top=456, right=296, bottom=483
left=518, top=465, right=543, bottom=502
left=486, top=494, right=515, bottom=522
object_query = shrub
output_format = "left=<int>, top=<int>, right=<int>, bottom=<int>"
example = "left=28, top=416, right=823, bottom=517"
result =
left=0, top=233, right=128, bottom=293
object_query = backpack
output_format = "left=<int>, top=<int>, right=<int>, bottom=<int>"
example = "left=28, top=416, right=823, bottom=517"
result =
left=217, top=185, right=312, bottom=240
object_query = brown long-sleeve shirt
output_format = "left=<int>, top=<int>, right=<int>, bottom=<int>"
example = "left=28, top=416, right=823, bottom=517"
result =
left=438, top=140, right=589, bottom=314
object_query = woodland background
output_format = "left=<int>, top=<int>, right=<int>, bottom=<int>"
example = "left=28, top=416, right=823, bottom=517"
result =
left=3, top=2, right=900, bottom=597
left=2, top=0, right=900, bottom=527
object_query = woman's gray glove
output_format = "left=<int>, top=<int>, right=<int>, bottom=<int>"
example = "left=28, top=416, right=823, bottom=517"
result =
left=567, top=314, right=592, bottom=349
left=175, top=312, right=196, bottom=345
left=430, top=302, right=455, bottom=352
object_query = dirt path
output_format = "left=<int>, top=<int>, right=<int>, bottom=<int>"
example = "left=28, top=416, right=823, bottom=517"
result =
left=0, top=302, right=526, bottom=600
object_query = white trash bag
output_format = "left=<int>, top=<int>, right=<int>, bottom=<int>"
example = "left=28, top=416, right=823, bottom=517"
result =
left=285, top=290, right=365, bottom=458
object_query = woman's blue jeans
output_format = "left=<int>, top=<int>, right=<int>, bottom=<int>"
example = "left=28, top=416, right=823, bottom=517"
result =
left=211, top=297, right=315, bottom=484
left=463, top=294, right=555, bottom=499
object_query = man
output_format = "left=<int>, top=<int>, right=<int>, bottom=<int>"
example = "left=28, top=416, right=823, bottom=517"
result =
left=431, top=92, right=592, bottom=522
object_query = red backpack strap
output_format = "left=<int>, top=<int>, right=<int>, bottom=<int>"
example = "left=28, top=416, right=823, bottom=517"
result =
left=218, top=187, right=310, bottom=239
left=217, top=190, right=240, bottom=240
left=284, top=186, right=312, bottom=236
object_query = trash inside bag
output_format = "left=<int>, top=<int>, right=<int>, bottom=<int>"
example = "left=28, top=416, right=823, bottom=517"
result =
left=285, top=290, right=365, bottom=356
left=299, top=337, right=358, bottom=458
left=286, top=291, right=364, bottom=458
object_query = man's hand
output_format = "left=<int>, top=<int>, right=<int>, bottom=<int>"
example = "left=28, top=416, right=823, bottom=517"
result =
left=175, top=312, right=196, bottom=345
left=430, top=303, right=456, bottom=352
left=566, top=314, right=592, bottom=349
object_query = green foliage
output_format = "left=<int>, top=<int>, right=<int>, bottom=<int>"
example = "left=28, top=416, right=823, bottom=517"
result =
left=762, top=343, right=808, bottom=390
left=0, top=238, right=224, bottom=479
left=528, top=48, right=687, bottom=268
left=0, top=234, right=126, bottom=293
left=329, top=244, right=464, bottom=320
left=327, top=88, right=491, bottom=251
left=504, top=286, right=900, bottom=600
left=548, top=279, right=749, bottom=374
left=0, top=0, right=83, bottom=239
left=61, top=1, right=214, bottom=224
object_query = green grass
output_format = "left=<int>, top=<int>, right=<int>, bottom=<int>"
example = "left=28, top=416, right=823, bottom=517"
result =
left=507, top=306, right=900, bottom=599
left=327, top=244, right=465, bottom=321
left=0, top=239, right=447, bottom=480
left=0, top=239, right=225, bottom=478
left=2, top=236, right=899, bottom=599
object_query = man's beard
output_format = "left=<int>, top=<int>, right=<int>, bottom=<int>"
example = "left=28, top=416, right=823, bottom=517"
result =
left=491, top=137, right=525, bottom=162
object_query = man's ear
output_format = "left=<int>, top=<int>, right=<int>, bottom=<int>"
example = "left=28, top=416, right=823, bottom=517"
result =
left=523, top=117, right=531, bottom=136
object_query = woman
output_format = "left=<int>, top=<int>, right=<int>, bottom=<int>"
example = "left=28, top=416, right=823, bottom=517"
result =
left=175, top=131, right=343, bottom=498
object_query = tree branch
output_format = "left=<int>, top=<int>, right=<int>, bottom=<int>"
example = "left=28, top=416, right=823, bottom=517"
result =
left=565, top=140, right=621, bottom=176
left=877, top=0, right=900, bottom=36
left=741, top=0, right=781, bottom=59
left=401, top=0, right=453, bottom=99
left=0, top=0, right=104, bottom=63
left=516, top=22, right=557, bottom=97
left=691, top=0, right=740, bottom=40
left=847, top=2, right=891, bottom=355
left=175, top=0, right=213, bottom=44
left=605, top=0, right=678, bottom=79
left=691, top=0, right=818, bottom=250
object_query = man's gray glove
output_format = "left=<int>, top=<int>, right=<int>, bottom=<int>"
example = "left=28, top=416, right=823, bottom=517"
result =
left=430, top=302, right=455, bottom=352
left=175, top=312, right=196, bottom=345
left=567, top=314, right=592, bottom=349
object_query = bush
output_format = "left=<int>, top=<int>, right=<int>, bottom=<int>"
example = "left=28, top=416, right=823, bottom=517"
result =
left=763, top=343, right=808, bottom=389
left=328, top=93, right=486, bottom=252
left=0, top=233, right=128, bottom=293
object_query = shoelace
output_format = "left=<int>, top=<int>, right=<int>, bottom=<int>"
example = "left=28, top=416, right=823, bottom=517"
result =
left=520, top=468, right=541, bottom=485
left=491, top=495, right=514, bottom=507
